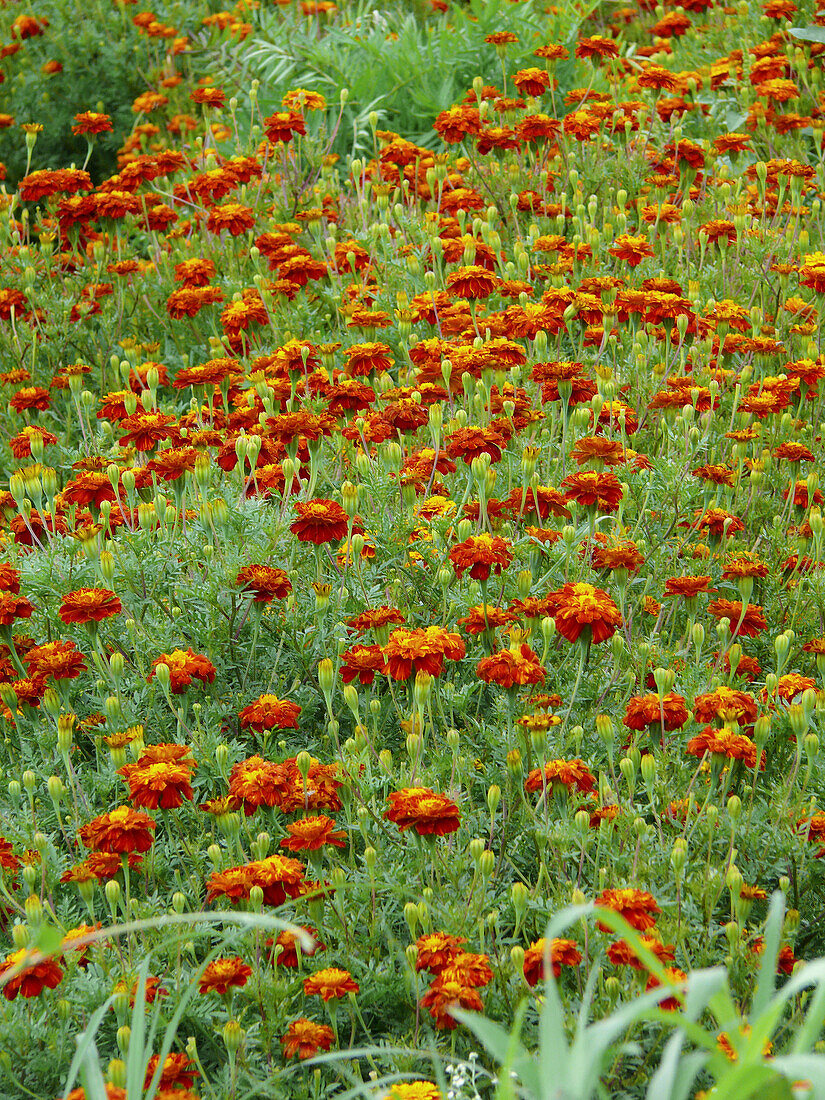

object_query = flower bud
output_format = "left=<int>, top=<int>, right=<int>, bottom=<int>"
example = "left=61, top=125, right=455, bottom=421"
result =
left=487, top=784, right=501, bottom=815
left=223, top=1020, right=244, bottom=1053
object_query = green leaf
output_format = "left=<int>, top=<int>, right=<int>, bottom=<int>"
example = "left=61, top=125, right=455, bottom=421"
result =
left=789, top=24, right=825, bottom=42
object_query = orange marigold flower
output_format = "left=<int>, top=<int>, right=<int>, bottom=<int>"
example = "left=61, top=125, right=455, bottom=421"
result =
left=476, top=643, right=546, bottom=688
left=524, top=758, right=596, bottom=795
left=198, top=956, right=252, bottom=994
left=24, top=640, right=86, bottom=681
left=448, top=534, right=513, bottom=581
left=78, top=806, right=155, bottom=854
left=691, top=508, right=745, bottom=540
left=383, top=626, right=465, bottom=680
left=117, top=743, right=196, bottom=810
left=0, top=591, right=34, bottom=625
left=269, top=926, right=324, bottom=967
left=551, top=582, right=621, bottom=645
left=228, top=756, right=292, bottom=815
left=445, top=265, right=500, bottom=299
left=707, top=599, right=767, bottom=638
left=280, top=814, right=346, bottom=851
left=513, top=67, right=551, bottom=96
left=281, top=1017, right=335, bottom=1060
left=575, top=34, right=619, bottom=59
left=693, top=687, right=757, bottom=726
left=303, top=967, right=359, bottom=1001
left=595, top=887, right=660, bottom=932
left=0, top=565, right=21, bottom=594
left=144, top=1052, right=198, bottom=1092
left=609, top=234, right=654, bottom=267
left=420, top=977, right=483, bottom=1029
left=206, top=202, right=255, bottom=236
left=239, top=694, right=301, bottom=732
left=148, top=648, right=216, bottom=693
left=607, top=935, right=675, bottom=970
left=562, top=470, right=623, bottom=512
left=415, top=932, right=467, bottom=973
left=0, top=948, right=62, bottom=1000
left=662, top=575, right=713, bottom=601
left=645, top=967, right=686, bottom=1011
left=623, top=692, right=689, bottom=731
left=236, top=565, right=292, bottom=602
left=686, top=726, right=760, bottom=768
left=58, top=588, right=121, bottom=625
left=522, top=938, right=582, bottom=986
left=570, top=436, right=625, bottom=468
left=339, top=643, right=387, bottom=685
left=385, top=788, right=461, bottom=836
left=438, top=952, right=493, bottom=988
left=290, top=499, right=350, bottom=545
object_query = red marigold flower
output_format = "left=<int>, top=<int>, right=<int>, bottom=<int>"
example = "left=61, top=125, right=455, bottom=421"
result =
left=118, top=411, right=181, bottom=453
left=206, top=202, right=255, bottom=236
left=645, top=967, right=687, bottom=1011
left=445, top=265, right=500, bottom=299
left=623, top=693, right=689, bottom=732
left=524, top=759, right=596, bottom=795
left=263, top=110, right=306, bottom=143
left=117, top=743, right=196, bottom=810
left=148, top=648, right=216, bottom=693
left=513, top=66, right=551, bottom=96
left=268, top=926, right=324, bottom=969
left=78, top=806, right=155, bottom=854
left=420, top=977, right=483, bottom=1029
left=562, top=470, right=623, bottom=512
left=280, top=814, right=346, bottom=852
left=339, top=643, right=387, bottom=685
left=9, top=386, right=51, bottom=412
left=24, top=640, right=87, bottom=681
left=144, top=1052, right=198, bottom=1092
left=58, top=588, right=121, bottom=625
left=415, top=932, right=467, bottom=973
left=438, top=952, right=493, bottom=989
left=575, top=34, right=619, bottom=59
left=0, top=565, right=21, bottom=594
left=662, top=575, right=713, bottom=601
left=595, top=887, right=660, bottom=932
left=383, top=626, right=465, bottom=680
left=303, top=967, right=359, bottom=1001
left=346, top=606, right=406, bottom=637
left=448, top=533, right=513, bottom=581
left=609, top=234, right=654, bottom=267
left=290, top=499, right=349, bottom=545
left=0, top=591, right=34, bottom=626
left=686, top=726, right=761, bottom=768
left=551, top=582, right=622, bottom=645
left=228, top=756, right=293, bottom=815
left=72, top=110, right=114, bottom=135
left=236, top=565, right=292, bottom=602
left=607, top=935, right=675, bottom=970
left=281, top=1017, right=335, bottom=1060
left=522, top=938, right=582, bottom=986
left=385, top=788, right=461, bottom=836
left=693, top=687, right=757, bottom=726
left=707, top=599, right=767, bottom=638
left=198, top=956, right=252, bottom=994
left=476, top=643, right=546, bottom=688
left=0, top=948, right=62, bottom=1000
left=239, top=694, right=301, bottom=732
left=18, top=168, right=91, bottom=202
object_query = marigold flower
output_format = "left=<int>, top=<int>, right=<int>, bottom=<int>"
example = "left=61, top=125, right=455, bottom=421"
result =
left=686, top=726, right=760, bottom=768
left=476, top=644, right=546, bottom=688
left=339, top=643, right=387, bottom=684
left=385, top=788, right=461, bottom=836
left=595, top=887, right=660, bottom=931
left=144, top=1053, right=198, bottom=1091
left=206, top=202, right=256, bottom=236
left=78, top=806, right=156, bottom=854
left=228, top=756, right=292, bottom=815
left=415, top=932, right=467, bottom=973
left=280, top=1017, right=335, bottom=1059
left=0, top=948, right=62, bottom=1000
left=280, top=814, right=346, bottom=851
left=445, top=265, right=500, bottom=299
left=236, top=565, right=292, bottom=602
left=24, top=640, right=86, bottom=681
left=522, top=938, right=582, bottom=985
left=693, top=687, right=757, bottom=727
left=562, top=471, right=623, bottom=512
left=438, top=952, right=493, bottom=988
left=607, top=935, right=675, bottom=970
left=118, top=743, right=196, bottom=810
left=551, top=582, right=622, bottom=645
left=420, top=977, right=483, bottom=1029
left=623, top=693, right=689, bottom=732
left=148, top=649, right=216, bottom=693
left=269, top=926, right=324, bottom=967
left=0, top=592, right=34, bottom=626
left=662, top=575, right=713, bottom=601
left=609, top=234, right=654, bottom=267
left=645, top=967, right=687, bottom=1011
left=198, top=956, right=252, bottom=994
left=524, top=759, right=596, bottom=795
left=239, top=694, right=301, bottom=732
left=290, top=499, right=349, bottom=545
left=448, top=534, right=513, bottom=581
left=303, top=967, right=359, bottom=1001
left=383, top=626, right=465, bottom=680
left=707, top=599, right=767, bottom=638
left=387, top=1084, right=442, bottom=1100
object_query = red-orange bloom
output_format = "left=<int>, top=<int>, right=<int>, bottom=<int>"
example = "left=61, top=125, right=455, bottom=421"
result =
left=707, top=599, right=767, bottom=638
left=524, top=759, right=596, bottom=795
left=117, top=743, right=196, bottom=810
left=236, top=565, right=292, bottom=602
left=476, top=644, right=546, bottom=688
left=623, top=693, right=689, bottom=732
left=281, top=1018, right=335, bottom=1060
left=280, top=814, right=346, bottom=851
left=303, top=967, right=359, bottom=1001
left=78, top=806, right=156, bottom=854
left=385, top=788, right=461, bottom=836
left=686, top=726, right=760, bottom=768
left=415, top=932, right=468, bottom=973
left=382, top=626, right=465, bottom=680
left=290, top=499, right=350, bottom=545
left=551, top=582, right=622, bottom=644
left=198, top=956, right=252, bottom=994
left=595, top=888, right=660, bottom=931
left=448, top=534, right=513, bottom=581
left=562, top=471, right=623, bottom=512
left=0, top=591, right=34, bottom=625
left=693, top=687, right=757, bottom=726
left=419, top=978, right=483, bottom=1029
left=0, top=948, right=63, bottom=1000
left=607, top=935, right=675, bottom=970
left=522, top=938, right=582, bottom=986
left=239, top=694, right=301, bottom=732
left=339, top=644, right=387, bottom=685
left=148, top=649, right=216, bottom=693
left=58, top=588, right=121, bottom=624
